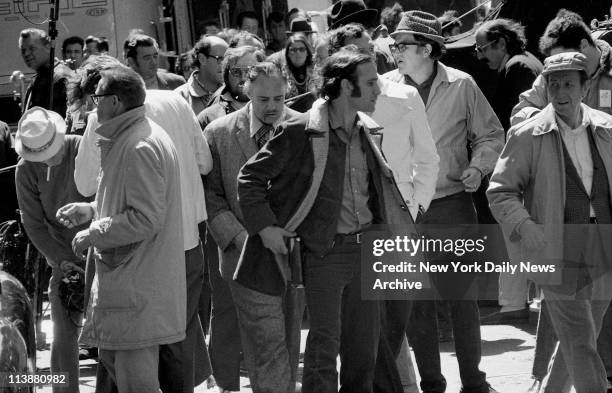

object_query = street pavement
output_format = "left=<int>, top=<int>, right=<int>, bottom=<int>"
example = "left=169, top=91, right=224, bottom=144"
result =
left=35, top=306, right=547, bottom=393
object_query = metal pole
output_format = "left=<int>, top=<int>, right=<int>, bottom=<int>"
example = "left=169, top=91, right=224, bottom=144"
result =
left=47, top=0, right=61, bottom=110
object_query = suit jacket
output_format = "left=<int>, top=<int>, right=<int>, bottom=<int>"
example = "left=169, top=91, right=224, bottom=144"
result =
left=156, top=70, right=186, bottom=91
left=203, top=104, right=300, bottom=280
left=237, top=99, right=425, bottom=295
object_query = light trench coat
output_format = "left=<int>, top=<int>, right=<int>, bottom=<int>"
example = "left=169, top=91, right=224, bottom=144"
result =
left=80, top=106, right=186, bottom=350
left=487, top=103, right=612, bottom=285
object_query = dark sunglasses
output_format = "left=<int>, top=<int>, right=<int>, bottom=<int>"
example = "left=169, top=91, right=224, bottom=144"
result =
left=229, top=66, right=252, bottom=78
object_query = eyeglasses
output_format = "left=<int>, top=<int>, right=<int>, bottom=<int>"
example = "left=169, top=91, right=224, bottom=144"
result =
left=204, top=53, right=223, bottom=63
left=90, top=93, right=115, bottom=105
left=389, top=42, right=421, bottom=54
left=288, top=46, right=307, bottom=54
left=229, top=66, right=252, bottom=78
left=475, top=39, right=497, bottom=54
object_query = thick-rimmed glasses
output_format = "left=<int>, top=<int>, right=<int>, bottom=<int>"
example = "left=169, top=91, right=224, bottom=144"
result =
left=475, top=39, right=497, bottom=54
left=389, top=42, right=421, bottom=54
left=90, top=93, right=115, bottom=105
left=229, top=66, right=252, bottom=78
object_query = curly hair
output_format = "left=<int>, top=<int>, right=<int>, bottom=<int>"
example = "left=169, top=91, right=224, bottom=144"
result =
left=66, top=54, right=122, bottom=107
left=380, top=3, right=404, bottom=33
left=328, top=23, right=367, bottom=55
left=478, top=18, right=527, bottom=56
left=221, top=45, right=266, bottom=86
left=244, top=62, right=288, bottom=95
left=539, top=9, right=594, bottom=56
left=318, top=48, right=373, bottom=100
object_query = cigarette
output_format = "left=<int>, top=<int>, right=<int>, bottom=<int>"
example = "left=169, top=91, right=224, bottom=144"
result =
left=46, top=166, right=50, bottom=181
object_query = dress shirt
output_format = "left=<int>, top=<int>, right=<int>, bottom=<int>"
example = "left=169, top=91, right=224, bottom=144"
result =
left=329, top=111, right=373, bottom=234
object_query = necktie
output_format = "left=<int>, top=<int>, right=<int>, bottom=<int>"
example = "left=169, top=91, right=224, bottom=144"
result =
left=254, top=124, right=274, bottom=149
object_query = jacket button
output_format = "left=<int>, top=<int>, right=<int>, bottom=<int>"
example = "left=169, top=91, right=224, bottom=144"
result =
left=400, top=205, right=407, bottom=211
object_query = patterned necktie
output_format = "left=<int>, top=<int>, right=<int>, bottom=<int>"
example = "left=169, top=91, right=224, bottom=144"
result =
left=254, top=124, right=274, bottom=148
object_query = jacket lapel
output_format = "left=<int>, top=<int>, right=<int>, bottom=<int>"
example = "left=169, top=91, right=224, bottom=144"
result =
left=233, top=106, right=258, bottom=159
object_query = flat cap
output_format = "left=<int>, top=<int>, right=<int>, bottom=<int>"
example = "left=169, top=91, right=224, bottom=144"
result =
left=542, top=52, right=588, bottom=75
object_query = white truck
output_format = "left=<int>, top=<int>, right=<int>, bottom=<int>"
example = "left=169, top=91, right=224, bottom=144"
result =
left=0, top=0, right=194, bottom=124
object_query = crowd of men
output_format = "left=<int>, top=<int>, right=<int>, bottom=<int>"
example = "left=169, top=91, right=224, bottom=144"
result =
left=7, top=0, right=612, bottom=392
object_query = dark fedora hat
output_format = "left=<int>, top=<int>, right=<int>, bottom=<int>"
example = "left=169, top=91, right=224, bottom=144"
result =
left=330, top=0, right=378, bottom=29
left=286, top=17, right=313, bottom=34
left=391, top=10, right=444, bottom=45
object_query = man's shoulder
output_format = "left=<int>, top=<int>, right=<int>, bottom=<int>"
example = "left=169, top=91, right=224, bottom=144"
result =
left=440, top=63, right=475, bottom=84
left=506, top=52, right=543, bottom=73
left=586, top=105, right=612, bottom=129
left=157, top=71, right=186, bottom=88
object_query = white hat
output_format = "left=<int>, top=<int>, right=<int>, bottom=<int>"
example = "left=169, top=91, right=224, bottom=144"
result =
left=15, top=107, right=66, bottom=162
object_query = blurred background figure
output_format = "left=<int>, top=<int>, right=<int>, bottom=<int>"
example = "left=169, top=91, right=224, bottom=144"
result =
left=265, top=11, right=287, bottom=55
left=438, top=10, right=463, bottom=37
left=62, top=36, right=85, bottom=70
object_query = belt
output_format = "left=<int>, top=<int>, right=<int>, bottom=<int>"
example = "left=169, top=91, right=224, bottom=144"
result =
left=334, top=232, right=362, bottom=245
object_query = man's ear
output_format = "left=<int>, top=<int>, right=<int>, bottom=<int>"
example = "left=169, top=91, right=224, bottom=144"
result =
left=422, top=43, right=432, bottom=59
left=579, top=38, right=590, bottom=53
left=126, top=57, right=137, bottom=69
left=497, top=37, right=507, bottom=51
left=197, top=53, right=206, bottom=68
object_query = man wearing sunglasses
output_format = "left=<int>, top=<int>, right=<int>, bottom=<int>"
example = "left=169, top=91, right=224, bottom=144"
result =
left=176, top=35, right=228, bottom=116
left=475, top=19, right=542, bottom=132
left=198, top=46, right=266, bottom=130
left=383, top=10, right=503, bottom=393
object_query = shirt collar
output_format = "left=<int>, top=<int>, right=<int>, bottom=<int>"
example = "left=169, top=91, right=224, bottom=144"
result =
left=95, top=106, right=147, bottom=139
left=555, top=107, right=589, bottom=136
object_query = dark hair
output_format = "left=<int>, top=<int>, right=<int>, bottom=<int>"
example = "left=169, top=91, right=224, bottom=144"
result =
left=539, top=9, right=594, bottom=56
left=438, top=10, right=462, bottom=36
left=285, top=33, right=314, bottom=68
left=98, top=37, right=109, bottom=52
left=204, top=19, right=220, bottom=28
left=287, top=8, right=310, bottom=25
left=318, top=48, right=374, bottom=100
left=67, top=54, right=122, bottom=106
left=479, top=18, right=527, bottom=56
left=99, top=65, right=146, bottom=110
left=177, top=51, right=195, bottom=75
left=329, top=23, right=366, bottom=55
left=221, top=45, right=266, bottom=86
left=19, top=28, right=50, bottom=47
left=85, top=35, right=101, bottom=49
left=244, top=62, right=288, bottom=94
left=237, top=11, right=259, bottom=29
left=267, top=11, right=285, bottom=26
left=61, top=36, right=84, bottom=56
left=124, top=34, right=158, bottom=60
left=229, top=31, right=265, bottom=49
left=380, top=3, right=404, bottom=33
left=412, top=34, right=445, bottom=60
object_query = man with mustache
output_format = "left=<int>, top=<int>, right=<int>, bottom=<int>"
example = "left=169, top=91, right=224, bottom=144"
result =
left=204, top=62, right=300, bottom=393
